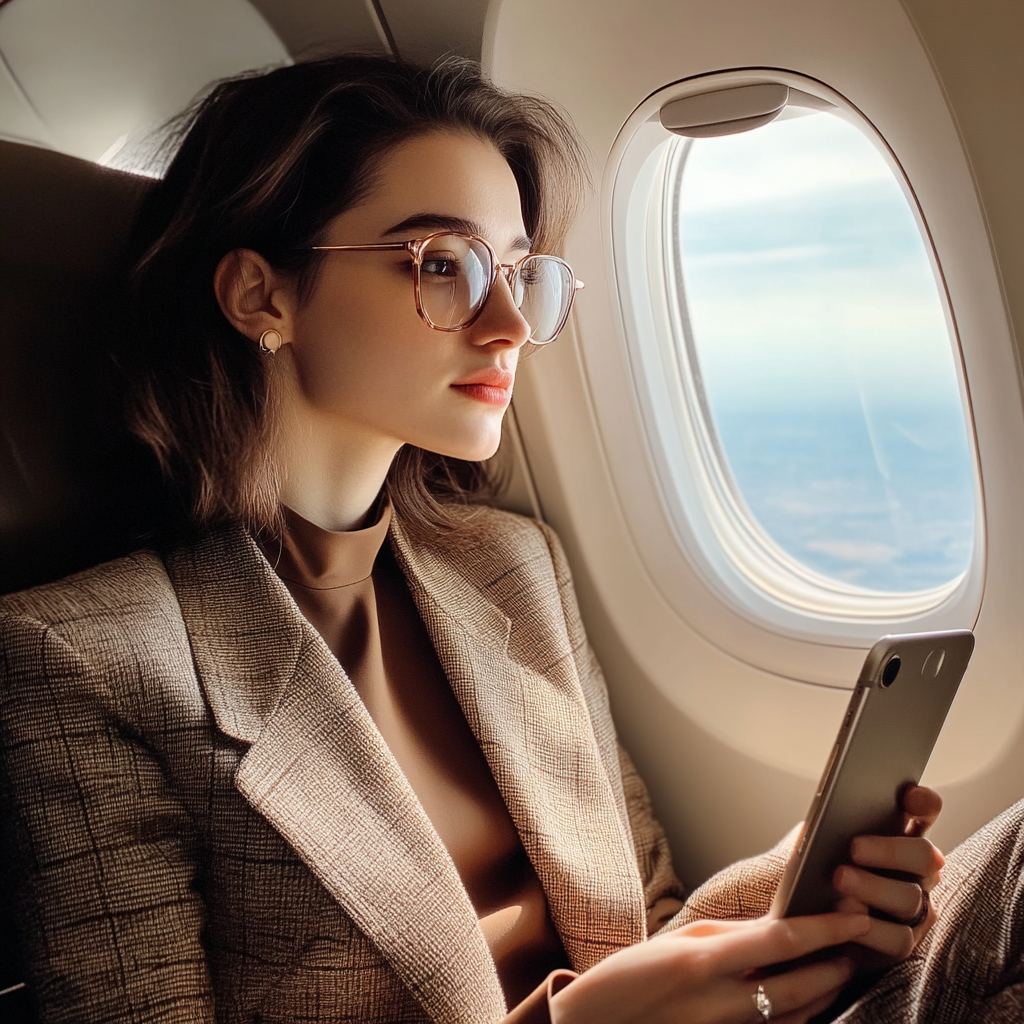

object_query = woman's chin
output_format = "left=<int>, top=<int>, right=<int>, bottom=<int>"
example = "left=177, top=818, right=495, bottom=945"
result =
left=422, top=428, right=504, bottom=463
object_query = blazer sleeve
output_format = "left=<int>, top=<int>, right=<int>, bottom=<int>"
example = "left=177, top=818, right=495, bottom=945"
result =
left=0, top=611, right=215, bottom=1024
left=656, top=825, right=801, bottom=933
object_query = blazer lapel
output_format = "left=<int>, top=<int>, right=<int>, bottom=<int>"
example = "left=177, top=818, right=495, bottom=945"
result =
left=167, top=529, right=507, bottom=1024
left=390, top=517, right=647, bottom=972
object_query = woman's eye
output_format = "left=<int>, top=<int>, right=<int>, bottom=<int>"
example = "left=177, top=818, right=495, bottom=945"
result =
left=421, top=257, right=460, bottom=278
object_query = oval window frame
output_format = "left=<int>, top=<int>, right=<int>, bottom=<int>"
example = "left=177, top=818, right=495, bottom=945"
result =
left=609, top=68, right=985, bottom=676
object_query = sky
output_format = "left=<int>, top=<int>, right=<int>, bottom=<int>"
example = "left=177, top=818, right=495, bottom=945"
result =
left=677, top=111, right=962, bottom=413
left=669, top=112, right=975, bottom=591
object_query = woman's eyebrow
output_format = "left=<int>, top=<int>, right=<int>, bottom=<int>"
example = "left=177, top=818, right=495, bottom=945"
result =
left=382, top=213, right=532, bottom=252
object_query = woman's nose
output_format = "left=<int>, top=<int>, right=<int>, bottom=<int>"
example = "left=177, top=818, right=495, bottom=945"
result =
left=469, top=271, right=531, bottom=348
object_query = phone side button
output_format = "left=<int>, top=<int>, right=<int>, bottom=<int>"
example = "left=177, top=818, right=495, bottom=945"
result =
left=816, top=742, right=840, bottom=797
left=844, top=686, right=868, bottom=728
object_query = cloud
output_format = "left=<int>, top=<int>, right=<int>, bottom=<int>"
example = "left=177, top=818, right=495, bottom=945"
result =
left=804, top=540, right=899, bottom=564
left=679, top=113, right=891, bottom=212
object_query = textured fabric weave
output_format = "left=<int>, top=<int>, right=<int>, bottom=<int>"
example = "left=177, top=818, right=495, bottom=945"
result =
left=272, top=501, right=571, bottom=1003
left=1, top=505, right=1022, bottom=1023
left=0, top=507, right=669, bottom=1023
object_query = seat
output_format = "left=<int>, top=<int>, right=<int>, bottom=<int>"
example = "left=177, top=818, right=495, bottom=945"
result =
left=0, top=141, right=159, bottom=594
left=0, top=139, right=156, bottom=1023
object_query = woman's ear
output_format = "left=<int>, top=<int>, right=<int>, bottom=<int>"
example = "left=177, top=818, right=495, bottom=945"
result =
left=213, top=248, right=296, bottom=350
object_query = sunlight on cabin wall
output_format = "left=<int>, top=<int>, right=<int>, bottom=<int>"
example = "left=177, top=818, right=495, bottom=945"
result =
left=0, top=0, right=289, bottom=176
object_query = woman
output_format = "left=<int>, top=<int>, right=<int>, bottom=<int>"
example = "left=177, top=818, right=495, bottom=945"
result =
left=0, top=55, right=1020, bottom=1024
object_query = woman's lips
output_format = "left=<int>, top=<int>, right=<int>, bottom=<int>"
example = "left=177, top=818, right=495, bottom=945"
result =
left=450, top=367, right=514, bottom=406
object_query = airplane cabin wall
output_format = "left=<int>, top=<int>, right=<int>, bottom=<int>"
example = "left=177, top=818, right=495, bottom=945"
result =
left=891, top=0, right=1024, bottom=879
left=487, top=0, right=1024, bottom=887
left=899, top=0, right=1024, bottom=405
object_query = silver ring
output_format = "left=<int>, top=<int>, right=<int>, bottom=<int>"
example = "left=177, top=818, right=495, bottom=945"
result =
left=906, top=886, right=930, bottom=929
left=752, top=982, right=772, bottom=1021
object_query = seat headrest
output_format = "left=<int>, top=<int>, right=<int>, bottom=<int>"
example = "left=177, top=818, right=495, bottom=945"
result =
left=0, top=141, right=162, bottom=594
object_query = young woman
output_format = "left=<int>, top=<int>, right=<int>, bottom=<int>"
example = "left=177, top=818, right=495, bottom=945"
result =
left=0, top=55, right=1021, bottom=1024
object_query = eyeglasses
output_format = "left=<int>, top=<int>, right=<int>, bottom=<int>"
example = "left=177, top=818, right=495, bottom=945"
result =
left=303, top=231, right=583, bottom=345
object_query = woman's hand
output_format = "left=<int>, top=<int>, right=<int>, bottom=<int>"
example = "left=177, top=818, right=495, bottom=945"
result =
left=549, top=912, right=871, bottom=1024
left=833, top=784, right=944, bottom=966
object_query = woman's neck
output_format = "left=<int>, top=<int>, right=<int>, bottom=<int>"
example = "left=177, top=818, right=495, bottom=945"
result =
left=281, top=475, right=390, bottom=532
left=275, top=382, right=401, bottom=533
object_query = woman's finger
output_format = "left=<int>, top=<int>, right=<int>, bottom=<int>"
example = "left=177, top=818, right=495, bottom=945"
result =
left=834, top=864, right=926, bottom=921
left=770, top=983, right=848, bottom=1024
left=772, top=986, right=848, bottom=1024
left=674, top=917, right=770, bottom=940
left=743, top=957, right=854, bottom=1021
left=849, top=835, right=944, bottom=879
left=713, top=913, right=870, bottom=973
left=900, top=784, right=943, bottom=835
left=850, top=915, right=918, bottom=960
left=834, top=895, right=869, bottom=916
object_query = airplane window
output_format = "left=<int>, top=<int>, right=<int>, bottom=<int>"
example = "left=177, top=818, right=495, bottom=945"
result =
left=635, top=103, right=978, bottom=619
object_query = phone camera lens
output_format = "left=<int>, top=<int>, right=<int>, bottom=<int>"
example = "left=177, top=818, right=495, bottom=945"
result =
left=882, top=655, right=901, bottom=687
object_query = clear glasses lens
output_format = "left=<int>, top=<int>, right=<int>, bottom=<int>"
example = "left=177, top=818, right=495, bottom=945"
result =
left=417, top=234, right=494, bottom=330
left=417, top=234, right=574, bottom=342
left=514, top=255, right=574, bottom=344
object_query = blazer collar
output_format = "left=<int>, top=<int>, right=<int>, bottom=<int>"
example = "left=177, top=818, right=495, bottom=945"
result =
left=167, top=516, right=644, bottom=1015
left=389, top=515, right=646, bottom=970
left=167, top=527, right=506, bottom=1024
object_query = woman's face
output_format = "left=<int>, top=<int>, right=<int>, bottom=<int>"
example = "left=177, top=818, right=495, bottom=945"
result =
left=282, top=131, right=533, bottom=463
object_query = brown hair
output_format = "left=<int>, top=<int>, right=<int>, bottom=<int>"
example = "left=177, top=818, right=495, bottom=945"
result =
left=120, top=54, right=587, bottom=539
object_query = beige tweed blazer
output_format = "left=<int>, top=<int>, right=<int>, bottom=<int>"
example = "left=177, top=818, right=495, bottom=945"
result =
left=8, top=505, right=1019, bottom=1024
left=3, top=506, right=787, bottom=1024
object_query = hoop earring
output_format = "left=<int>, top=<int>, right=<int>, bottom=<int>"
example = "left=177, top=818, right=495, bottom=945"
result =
left=259, top=329, right=283, bottom=354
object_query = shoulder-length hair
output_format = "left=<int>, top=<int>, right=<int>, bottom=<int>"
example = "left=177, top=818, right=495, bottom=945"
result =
left=120, top=54, right=587, bottom=540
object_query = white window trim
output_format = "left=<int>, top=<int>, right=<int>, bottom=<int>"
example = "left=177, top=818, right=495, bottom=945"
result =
left=608, top=68, right=986, bottom=669
left=489, top=0, right=1024, bottom=788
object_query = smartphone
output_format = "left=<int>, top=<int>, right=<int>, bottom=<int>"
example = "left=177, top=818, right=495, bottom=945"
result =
left=770, top=630, right=974, bottom=920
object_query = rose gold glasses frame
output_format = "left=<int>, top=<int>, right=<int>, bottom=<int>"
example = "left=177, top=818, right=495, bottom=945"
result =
left=303, top=230, right=584, bottom=344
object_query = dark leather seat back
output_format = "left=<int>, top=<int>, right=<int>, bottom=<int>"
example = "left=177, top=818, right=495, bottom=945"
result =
left=1, top=141, right=159, bottom=1023
left=0, top=141, right=159, bottom=596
